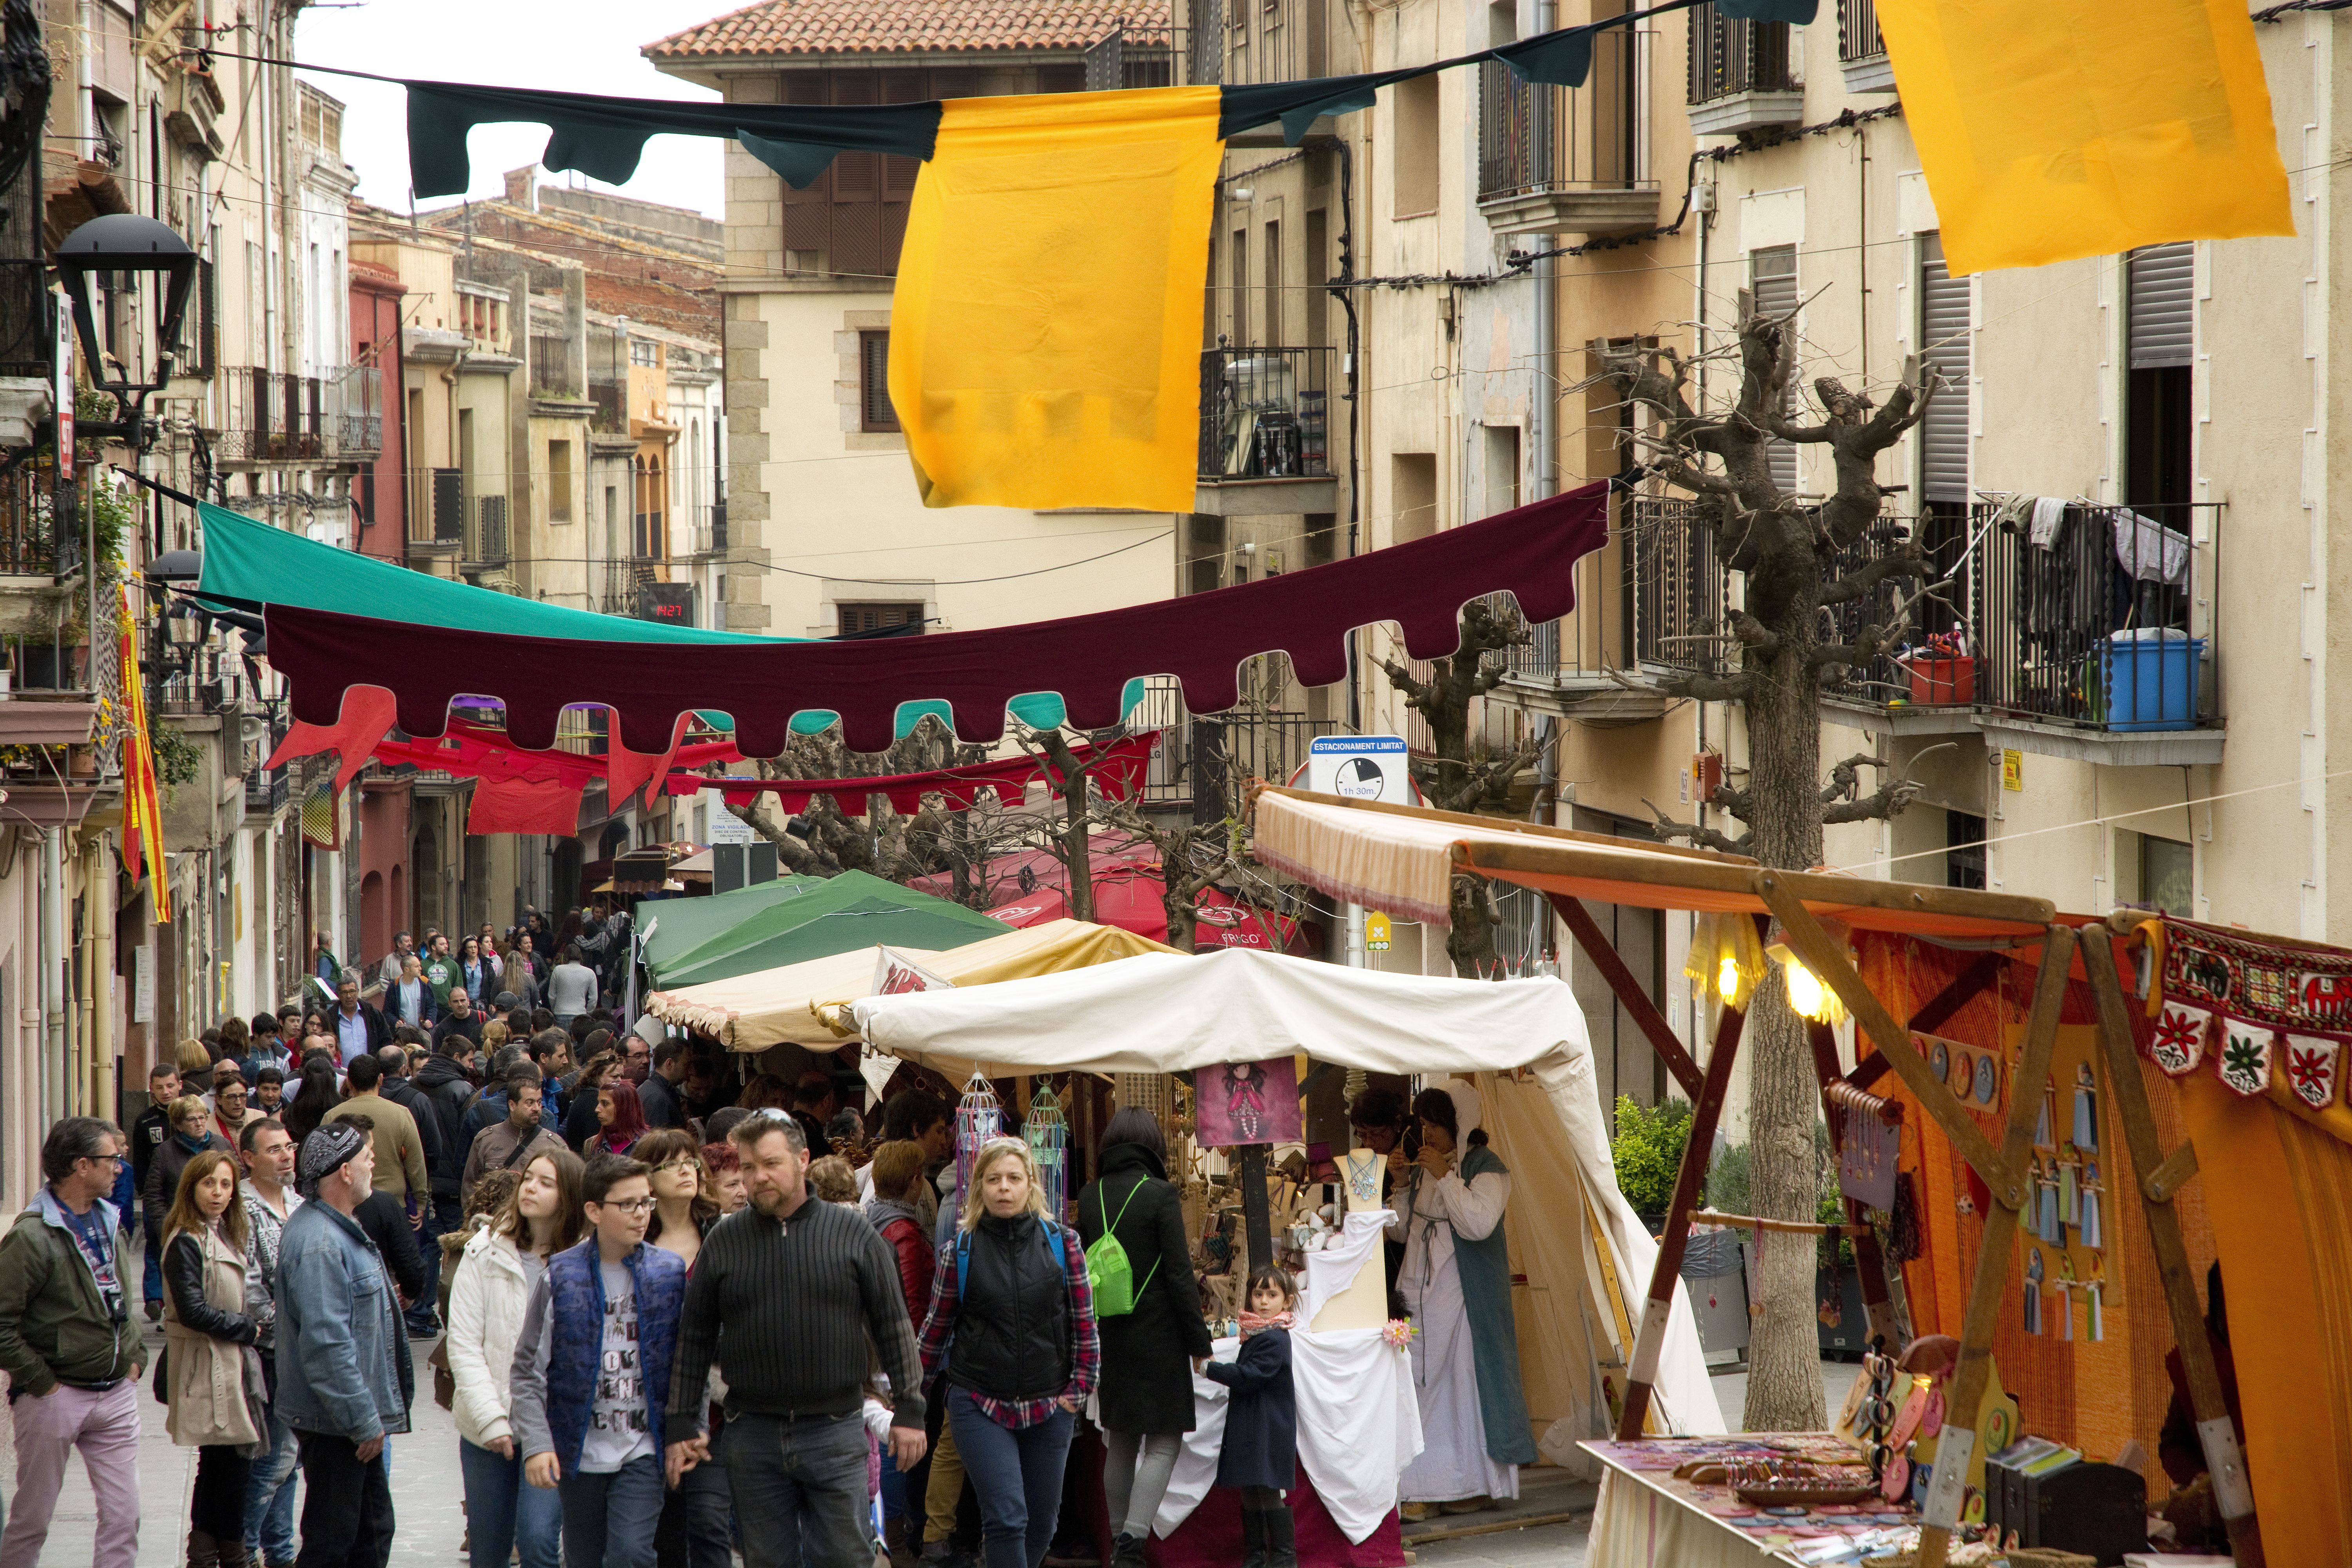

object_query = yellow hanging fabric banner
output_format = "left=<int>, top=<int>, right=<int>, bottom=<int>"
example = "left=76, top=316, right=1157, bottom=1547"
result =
left=1874, top=0, right=2294, bottom=276
left=889, top=85, right=1222, bottom=512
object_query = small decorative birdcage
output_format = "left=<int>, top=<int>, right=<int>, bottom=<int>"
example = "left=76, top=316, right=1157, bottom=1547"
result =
left=955, top=1073, right=1003, bottom=1198
left=1026, top=1079, right=1069, bottom=1220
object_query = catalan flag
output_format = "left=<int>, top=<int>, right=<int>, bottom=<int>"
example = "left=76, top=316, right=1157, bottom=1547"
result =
left=117, top=586, right=169, bottom=923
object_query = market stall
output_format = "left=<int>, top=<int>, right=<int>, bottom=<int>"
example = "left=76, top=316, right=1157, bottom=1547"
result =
left=849, top=945, right=1730, bottom=1563
left=1244, top=786, right=2265, bottom=1568
left=642, top=867, right=1012, bottom=987
left=643, top=917, right=1175, bottom=1049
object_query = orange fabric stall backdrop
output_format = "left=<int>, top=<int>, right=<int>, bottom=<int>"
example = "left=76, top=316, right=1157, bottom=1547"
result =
left=1853, top=937, right=2215, bottom=1494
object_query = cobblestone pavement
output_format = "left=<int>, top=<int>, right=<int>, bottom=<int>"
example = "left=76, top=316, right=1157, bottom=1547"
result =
left=0, top=1247, right=466, bottom=1567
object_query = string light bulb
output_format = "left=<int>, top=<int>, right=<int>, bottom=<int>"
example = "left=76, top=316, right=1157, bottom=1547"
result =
left=1717, top=953, right=1743, bottom=1004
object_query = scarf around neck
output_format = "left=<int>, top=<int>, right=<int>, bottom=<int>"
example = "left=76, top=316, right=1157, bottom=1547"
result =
left=1239, top=1307, right=1294, bottom=1338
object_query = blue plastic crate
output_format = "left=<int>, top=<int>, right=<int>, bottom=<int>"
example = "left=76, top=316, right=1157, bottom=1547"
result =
left=2101, top=632, right=2203, bottom=730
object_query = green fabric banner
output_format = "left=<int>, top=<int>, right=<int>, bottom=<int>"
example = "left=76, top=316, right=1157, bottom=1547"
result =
left=192, top=503, right=1127, bottom=737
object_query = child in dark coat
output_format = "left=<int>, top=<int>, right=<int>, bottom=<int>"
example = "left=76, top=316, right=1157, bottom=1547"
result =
left=1205, top=1264, right=1300, bottom=1568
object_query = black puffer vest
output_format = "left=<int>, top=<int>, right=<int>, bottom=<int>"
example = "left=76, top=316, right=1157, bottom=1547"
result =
left=948, top=1212, right=1072, bottom=1403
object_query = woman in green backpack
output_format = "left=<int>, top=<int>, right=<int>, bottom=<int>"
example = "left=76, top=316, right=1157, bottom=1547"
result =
left=1076, top=1109, right=1214, bottom=1568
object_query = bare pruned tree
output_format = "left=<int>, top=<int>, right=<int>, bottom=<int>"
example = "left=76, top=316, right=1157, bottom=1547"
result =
left=727, top=717, right=986, bottom=880
left=1599, top=292, right=1938, bottom=1432
left=1100, top=800, right=1240, bottom=953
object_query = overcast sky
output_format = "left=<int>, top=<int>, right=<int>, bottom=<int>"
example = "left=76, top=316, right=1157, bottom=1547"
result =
left=295, top=0, right=735, bottom=220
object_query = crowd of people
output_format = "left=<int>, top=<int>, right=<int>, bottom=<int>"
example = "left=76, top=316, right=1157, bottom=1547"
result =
left=0, top=908, right=1533, bottom=1568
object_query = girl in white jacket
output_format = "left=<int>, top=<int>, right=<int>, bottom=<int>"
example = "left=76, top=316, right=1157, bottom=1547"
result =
left=448, top=1148, right=586, bottom=1568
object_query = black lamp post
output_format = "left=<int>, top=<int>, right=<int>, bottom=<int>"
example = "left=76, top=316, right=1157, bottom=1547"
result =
left=52, top=213, right=200, bottom=450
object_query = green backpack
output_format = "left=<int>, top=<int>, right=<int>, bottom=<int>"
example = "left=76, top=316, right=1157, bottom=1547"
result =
left=1085, top=1178, right=1161, bottom=1318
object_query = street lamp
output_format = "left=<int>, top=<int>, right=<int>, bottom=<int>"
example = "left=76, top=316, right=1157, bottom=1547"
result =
left=52, top=214, right=200, bottom=448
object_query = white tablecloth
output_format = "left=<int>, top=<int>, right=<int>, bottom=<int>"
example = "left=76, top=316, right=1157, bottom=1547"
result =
left=1155, top=1325, right=1423, bottom=1545
left=1586, top=1470, right=1780, bottom=1568
left=1294, top=1209, right=1391, bottom=1325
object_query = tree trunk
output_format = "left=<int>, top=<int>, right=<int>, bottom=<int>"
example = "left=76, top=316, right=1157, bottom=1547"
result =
left=1739, top=637, right=1829, bottom=1434
left=1445, top=875, right=1501, bottom=978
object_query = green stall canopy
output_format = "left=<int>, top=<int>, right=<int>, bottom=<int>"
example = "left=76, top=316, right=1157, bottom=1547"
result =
left=646, top=869, right=1009, bottom=988
left=192, top=502, right=1138, bottom=738
left=638, top=874, right=826, bottom=978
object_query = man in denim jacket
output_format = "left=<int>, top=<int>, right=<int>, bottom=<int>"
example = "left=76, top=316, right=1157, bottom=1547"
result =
left=276, top=1123, right=414, bottom=1568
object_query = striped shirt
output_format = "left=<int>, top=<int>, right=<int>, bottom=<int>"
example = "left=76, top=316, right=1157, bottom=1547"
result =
left=916, top=1222, right=1100, bottom=1430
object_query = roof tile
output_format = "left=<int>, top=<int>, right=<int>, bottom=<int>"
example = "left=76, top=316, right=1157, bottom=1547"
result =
left=644, top=0, right=1169, bottom=60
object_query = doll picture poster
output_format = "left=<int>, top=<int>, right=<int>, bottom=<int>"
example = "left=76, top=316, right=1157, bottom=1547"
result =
left=1195, top=1056, right=1303, bottom=1147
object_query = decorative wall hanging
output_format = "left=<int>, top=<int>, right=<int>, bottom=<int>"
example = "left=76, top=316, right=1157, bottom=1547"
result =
left=2144, top=915, right=2352, bottom=1111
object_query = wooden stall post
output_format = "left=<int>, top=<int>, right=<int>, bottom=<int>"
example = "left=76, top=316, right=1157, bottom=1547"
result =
left=1612, top=991, right=1748, bottom=1440
left=1807, top=1019, right=1904, bottom=1350
left=2079, top=934, right=2265, bottom=1568
left=1240, top=1147, right=1274, bottom=1272
left=1909, top=923, right=2073, bottom=1568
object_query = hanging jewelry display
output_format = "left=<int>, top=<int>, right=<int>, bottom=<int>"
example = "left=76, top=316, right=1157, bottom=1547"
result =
left=2078, top=1160, right=2103, bottom=1249
left=1025, top=1079, right=1069, bottom=1221
left=2072, top=1062, right=2100, bottom=1150
left=2055, top=1254, right=2078, bottom=1341
left=2057, top=1142, right=2081, bottom=1229
left=2023, top=1248, right=2044, bottom=1334
left=2034, top=1074, right=2056, bottom=1150
left=2034, top=1154, right=2063, bottom=1245
left=955, top=1073, right=1003, bottom=1198
left=2085, top=1275, right=2105, bottom=1342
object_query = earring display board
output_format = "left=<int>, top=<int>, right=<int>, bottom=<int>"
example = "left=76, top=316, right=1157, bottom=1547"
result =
left=2010, top=1020, right=2121, bottom=1325
left=1858, top=939, right=2204, bottom=1495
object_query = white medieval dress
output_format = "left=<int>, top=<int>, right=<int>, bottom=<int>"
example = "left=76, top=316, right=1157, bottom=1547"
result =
left=1387, top=1079, right=1537, bottom=1504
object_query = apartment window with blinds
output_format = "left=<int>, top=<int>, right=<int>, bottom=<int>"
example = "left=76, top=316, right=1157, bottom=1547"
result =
left=1750, top=245, right=1798, bottom=494
left=1917, top=232, right=1970, bottom=504
left=858, top=330, right=899, bottom=433
left=2126, top=243, right=2193, bottom=508
left=837, top=602, right=924, bottom=635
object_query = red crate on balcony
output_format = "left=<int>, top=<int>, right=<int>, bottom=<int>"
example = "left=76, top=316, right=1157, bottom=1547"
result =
left=1903, top=655, right=1976, bottom=705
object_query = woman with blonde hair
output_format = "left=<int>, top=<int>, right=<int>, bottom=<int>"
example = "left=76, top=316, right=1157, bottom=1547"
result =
left=916, top=1138, right=1099, bottom=1568
left=163, top=1148, right=267, bottom=1568
left=448, top=1147, right=586, bottom=1568
left=177, top=1036, right=216, bottom=1097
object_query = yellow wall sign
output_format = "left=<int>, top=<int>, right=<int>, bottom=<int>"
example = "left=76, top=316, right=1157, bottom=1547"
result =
left=1365, top=911, right=1392, bottom=952
left=2002, top=749, right=2024, bottom=793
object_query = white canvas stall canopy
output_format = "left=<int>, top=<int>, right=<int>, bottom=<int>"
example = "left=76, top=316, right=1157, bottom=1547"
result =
left=849, top=945, right=1729, bottom=1459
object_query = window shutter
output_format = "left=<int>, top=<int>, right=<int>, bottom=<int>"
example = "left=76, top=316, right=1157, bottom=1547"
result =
left=1750, top=245, right=1799, bottom=494
left=860, top=332, right=899, bottom=432
left=1918, top=232, right=1970, bottom=503
left=2128, top=243, right=2193, bottom=370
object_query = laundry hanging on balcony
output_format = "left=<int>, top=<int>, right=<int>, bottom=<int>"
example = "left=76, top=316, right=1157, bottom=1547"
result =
left=192, top=499, right=1135, bottom=750
left=1872, top=0, right=2292, bottom=275
left=258, top=482, right=1608, bottom=758
left=363, top=0, right=1815, bottom=512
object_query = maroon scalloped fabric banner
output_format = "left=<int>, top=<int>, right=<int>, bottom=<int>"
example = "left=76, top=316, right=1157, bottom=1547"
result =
left=266, top=481, right=1608, bottom=756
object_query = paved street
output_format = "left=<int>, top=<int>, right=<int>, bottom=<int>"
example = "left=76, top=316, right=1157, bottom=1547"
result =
left=0, top=1247, right=467, bottom=1568
left=0, top=1247, right=1843, bottom=1568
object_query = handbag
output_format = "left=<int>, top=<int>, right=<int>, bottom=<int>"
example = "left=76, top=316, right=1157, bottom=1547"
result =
left=427, top=1333, right=456, bottom=1412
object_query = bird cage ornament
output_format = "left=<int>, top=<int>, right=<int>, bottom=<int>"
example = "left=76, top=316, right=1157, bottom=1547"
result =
left=1026, top=1080, right=1069, bottom=1220
left=955, top=1074, right=1003, bottom=1199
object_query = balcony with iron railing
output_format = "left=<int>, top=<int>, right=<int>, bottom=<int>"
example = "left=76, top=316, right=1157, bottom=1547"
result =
left=1967, top=499, right=2221, bottom=763
left=1687, top=3, right=1802, bottom=134
left=1837, top=0, right=1895, bottom=92
left=1498, top=492, right=1726, bottom=722
left=1195, top=346, right=1337, bottom=515
left=407, top=466, right=464, bottom=559
left=1477, top=27, right=1659, bottom=236
left=681, top=501, right=726, bottom=559
left=1129, top=675, right=1338, bottom=820
left=214, top=366, right=379, bottom=462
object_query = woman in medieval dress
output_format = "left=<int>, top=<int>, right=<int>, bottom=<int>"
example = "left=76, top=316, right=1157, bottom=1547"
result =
left=1385, top=1078, right=1537, bottom=1520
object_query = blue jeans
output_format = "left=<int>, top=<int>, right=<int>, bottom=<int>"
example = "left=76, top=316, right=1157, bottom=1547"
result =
left=410, top=1197, right=460, bottom=1331
left=143, top=1228, right=162, bottom=1305
left=946, top=1390, right=1075, bottom=1568
left=720, top=1410, right=873, bottom=1568
left=459, top=1439, right=562, bottom=1568
left=241, top=1403, right=299, bottom=1563
left=557, top=1453, right=664, bottom=1568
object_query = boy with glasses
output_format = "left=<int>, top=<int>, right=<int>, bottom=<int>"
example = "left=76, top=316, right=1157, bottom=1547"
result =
left=510, top=1155, right=687, bottom=1568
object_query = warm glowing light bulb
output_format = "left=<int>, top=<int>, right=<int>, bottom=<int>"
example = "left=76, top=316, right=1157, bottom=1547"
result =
left=1784, top=959, right=1826, bottom=1020
left=1717, top=954, right=1742, bottom=1003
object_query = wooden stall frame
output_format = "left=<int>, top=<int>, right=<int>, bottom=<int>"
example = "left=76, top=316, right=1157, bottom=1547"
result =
left=1243, top=786, right=2263, bottom=1568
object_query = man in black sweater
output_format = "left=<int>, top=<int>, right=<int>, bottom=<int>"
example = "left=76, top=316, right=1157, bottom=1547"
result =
left=666, top=1109, right=927, bottom=1568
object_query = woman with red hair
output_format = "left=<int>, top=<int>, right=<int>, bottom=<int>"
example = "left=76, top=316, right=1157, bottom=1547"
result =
left=590, top=1076, right=648, bottom=1156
